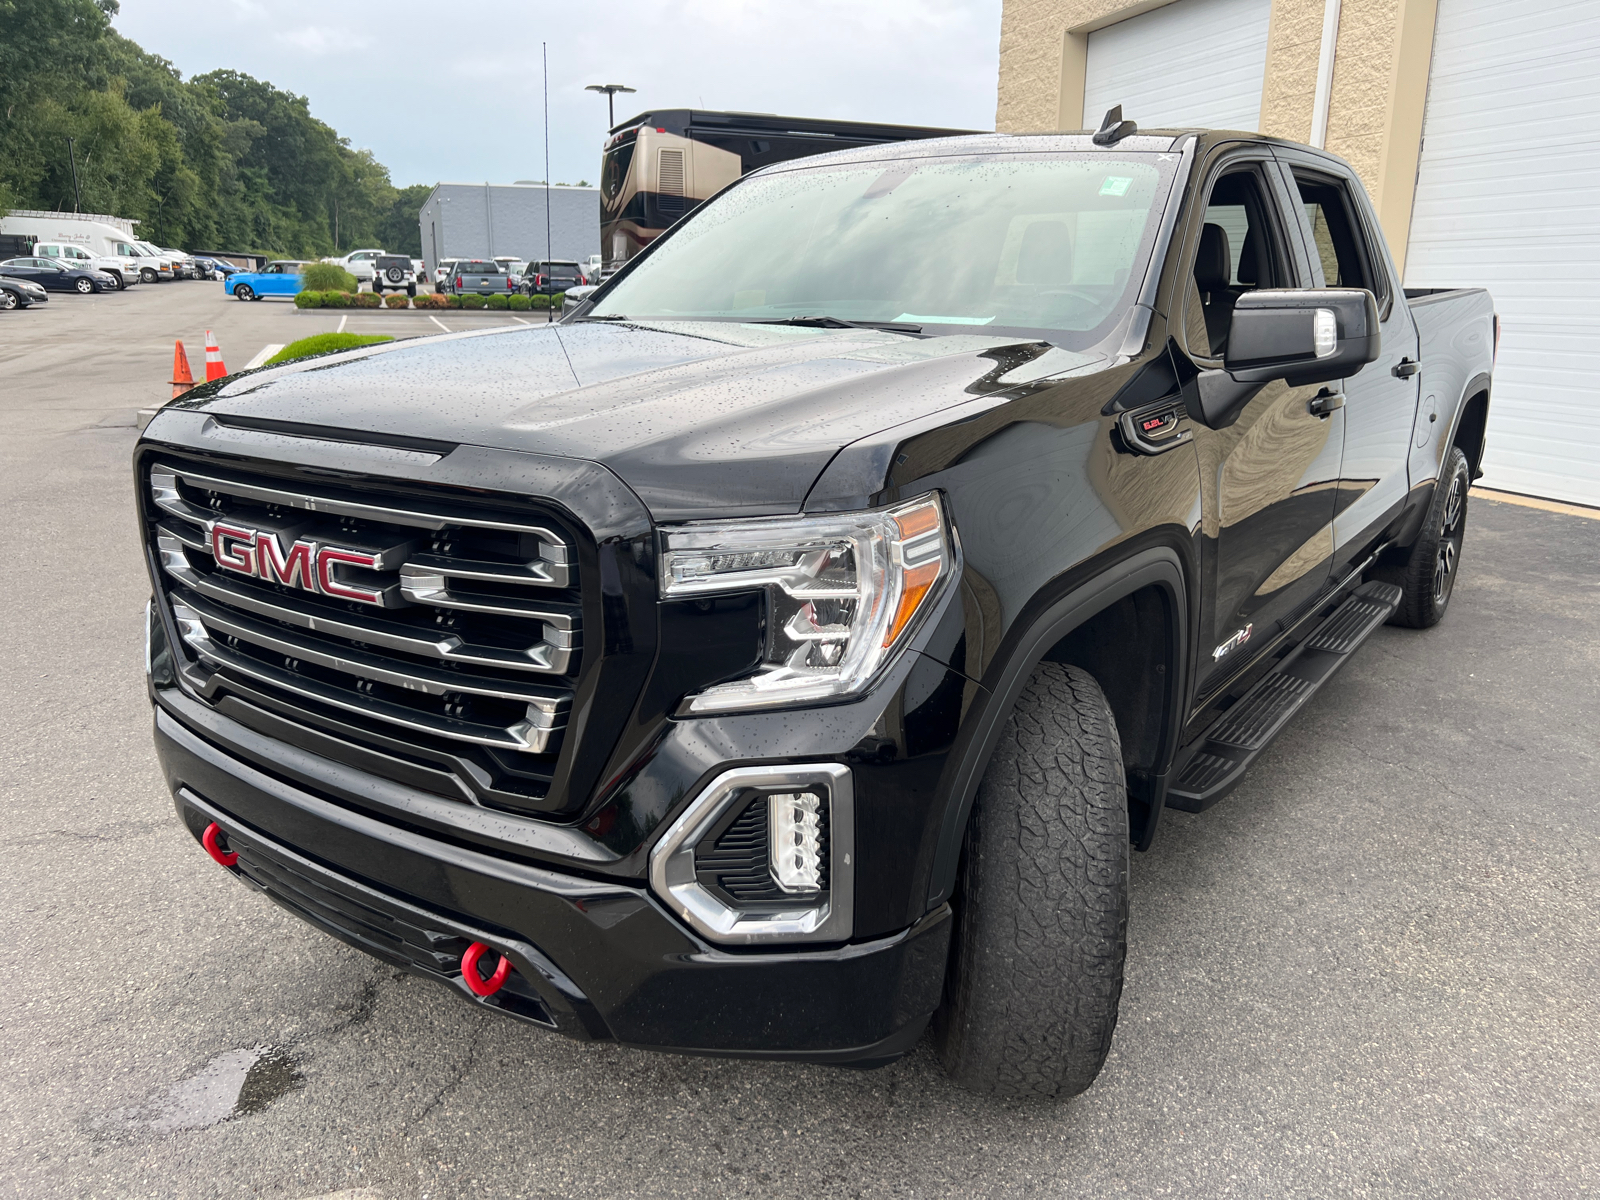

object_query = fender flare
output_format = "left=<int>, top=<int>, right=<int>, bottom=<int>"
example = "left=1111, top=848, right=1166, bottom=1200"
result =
left=924, top=545, right=1189, bottom=909
left=1442, top=370, right=1493, bottom=471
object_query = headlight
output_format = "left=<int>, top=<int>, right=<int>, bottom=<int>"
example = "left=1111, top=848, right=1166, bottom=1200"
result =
left=660, top=492, right=955, bottom=713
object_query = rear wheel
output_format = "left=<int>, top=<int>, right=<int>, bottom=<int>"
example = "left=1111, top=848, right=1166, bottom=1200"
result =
left=934, top=662, right=1128, bottom=1099
left=234, top=284, right=254, bottom=302
left=1375, top=445, right=1471, bottom=629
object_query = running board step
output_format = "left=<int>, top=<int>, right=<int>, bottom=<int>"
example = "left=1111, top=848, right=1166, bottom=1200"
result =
left=1167, top=580, right=1402, bottom=813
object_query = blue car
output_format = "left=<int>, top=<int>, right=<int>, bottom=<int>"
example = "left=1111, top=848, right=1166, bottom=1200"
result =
left=226, top=260, right=309, bottom=301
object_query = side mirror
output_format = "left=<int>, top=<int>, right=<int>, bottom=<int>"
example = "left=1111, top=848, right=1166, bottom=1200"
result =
left=1224, top=288, right=1380, bottom=387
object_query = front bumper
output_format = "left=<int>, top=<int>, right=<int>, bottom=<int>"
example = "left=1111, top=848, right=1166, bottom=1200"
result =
left=154, top=698, right=952, bottom=1063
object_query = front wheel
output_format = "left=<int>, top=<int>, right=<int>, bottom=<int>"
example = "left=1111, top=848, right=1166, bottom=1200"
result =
left=233, top=284, right=254, bottom=302
left=140, top=268, right=158, bottom=284
left=0, top=290, right=17, bottom=311
left=76, top=277, right=94, bottom=294
left=115, top=274, right=127, bottom=290
left=1375, top=445, right=1471, bottom=629
left=934, top=662, right=1128, bottom=1099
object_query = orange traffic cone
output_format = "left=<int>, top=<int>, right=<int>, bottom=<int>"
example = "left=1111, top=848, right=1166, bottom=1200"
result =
left=204, top=329, right=227, bottom=381
left=170, top=340, right=195, bottom=398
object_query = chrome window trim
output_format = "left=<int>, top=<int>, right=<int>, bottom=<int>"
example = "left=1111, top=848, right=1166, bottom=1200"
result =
left=648, top=763, right=853, bottom=945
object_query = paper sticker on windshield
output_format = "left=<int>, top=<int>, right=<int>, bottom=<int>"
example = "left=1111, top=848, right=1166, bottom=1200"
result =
left=1099, top=176, right=1133, bottom=197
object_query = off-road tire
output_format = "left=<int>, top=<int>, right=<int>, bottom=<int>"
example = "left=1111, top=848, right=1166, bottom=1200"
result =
left=1376, top=445, right=1470, bottom=629
left=934, top=662, right=1128, bottom=1099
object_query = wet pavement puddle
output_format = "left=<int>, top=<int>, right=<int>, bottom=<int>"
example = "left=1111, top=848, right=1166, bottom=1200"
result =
left=98, top=1044, right=303, bottom=1136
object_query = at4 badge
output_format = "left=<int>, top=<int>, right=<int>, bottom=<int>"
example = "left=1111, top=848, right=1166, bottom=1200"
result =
left=1213, top=623, right=1253, bottom=662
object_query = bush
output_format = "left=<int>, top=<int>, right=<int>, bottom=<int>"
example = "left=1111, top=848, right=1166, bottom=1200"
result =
left=384, top=293, right=411, bottom=309
left=551, top=291, right=565, bottom=308
left=294, top=290, right=323, bottom=309
left=322, top=290, right=351, bottom=308
left=486, top=293, right=509, bottom=310
left=263, top=333, right=394, bottom=366
left=352, top=291, right=382, bottom=308
left=461, top=294, right=486, bottom=309
left=507, top=294, right=531, bottom=311
left=301, top=263, right=358, bottom=292
left=411, top=293, right=438, bottom=309
left=529, top=293, right=549, bottom=309
left=445, top=294, right=462, bottom=309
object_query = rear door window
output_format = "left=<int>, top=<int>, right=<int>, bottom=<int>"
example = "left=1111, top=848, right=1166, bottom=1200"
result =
left=1291, top=173, right=1386, bottom=306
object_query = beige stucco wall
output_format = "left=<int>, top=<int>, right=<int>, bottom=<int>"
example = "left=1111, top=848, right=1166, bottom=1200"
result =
left=995, top=0, right=1439, bottom=271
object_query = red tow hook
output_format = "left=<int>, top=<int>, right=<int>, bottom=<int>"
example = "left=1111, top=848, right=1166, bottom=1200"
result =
left=461, top=942, right=512, bottom=997
left=201, top=822, right=239, bottom=867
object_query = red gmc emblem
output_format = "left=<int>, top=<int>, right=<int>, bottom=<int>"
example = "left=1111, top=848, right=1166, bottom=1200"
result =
left=210, top=523, right=385, bottom=605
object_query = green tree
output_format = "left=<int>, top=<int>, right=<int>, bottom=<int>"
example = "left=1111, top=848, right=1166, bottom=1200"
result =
left=0, top=0, right=411, bottom=258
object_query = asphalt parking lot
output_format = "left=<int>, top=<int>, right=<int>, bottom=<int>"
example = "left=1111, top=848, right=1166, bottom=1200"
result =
left=2, top=281, right=1596, bottom=1199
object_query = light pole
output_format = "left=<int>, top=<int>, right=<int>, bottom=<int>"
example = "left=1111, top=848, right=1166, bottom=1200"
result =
left=65, top=137, right=82, bottom=212
left=584, top=83, right=636, bottom=130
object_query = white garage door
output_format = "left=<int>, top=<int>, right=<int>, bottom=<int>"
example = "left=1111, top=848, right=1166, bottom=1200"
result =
left=1083, top=0, right=1272, bottom=133
left=1405, top=0, right=1600, bottom=506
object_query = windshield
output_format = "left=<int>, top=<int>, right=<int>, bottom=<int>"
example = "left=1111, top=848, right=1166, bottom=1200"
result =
left=590, top=153, right=1178, bottom=342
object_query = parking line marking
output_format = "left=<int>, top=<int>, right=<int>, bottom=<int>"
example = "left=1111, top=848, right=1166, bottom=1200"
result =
left=1471, top=486, right=1600, bottom=521
left=336, top=315, right=348, bottom=334
left=428, top=316, right=450, bottom=333
left=244, top=344, right=284, bottom=370
left=511, top=316, right=532, bottom=326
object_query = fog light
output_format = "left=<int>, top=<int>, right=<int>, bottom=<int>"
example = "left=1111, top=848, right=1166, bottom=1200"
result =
left=648, top=764, right=853, bottom=944
left=769, top=792, right=823, bottom=893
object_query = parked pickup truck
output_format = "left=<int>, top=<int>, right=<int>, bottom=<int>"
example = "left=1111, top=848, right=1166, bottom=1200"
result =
left=136, top=121, right=1494, bottom=1099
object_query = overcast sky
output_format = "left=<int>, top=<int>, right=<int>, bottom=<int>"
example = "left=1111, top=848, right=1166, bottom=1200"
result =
left=113, top=0, right=1003, bottom=188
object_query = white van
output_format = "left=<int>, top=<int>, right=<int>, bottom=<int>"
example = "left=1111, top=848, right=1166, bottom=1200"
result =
left=132, top=241, right=178, bottom=281
left=33, top=241, right=143, bottom=289
left=0, top=211, right=154, bottom=284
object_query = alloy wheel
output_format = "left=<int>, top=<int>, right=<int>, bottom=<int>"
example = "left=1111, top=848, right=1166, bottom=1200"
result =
left=1432, top=471, right=1465, bottom=603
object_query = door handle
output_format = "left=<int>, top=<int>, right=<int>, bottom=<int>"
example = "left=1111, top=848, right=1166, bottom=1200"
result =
left=1392, top=358, right=1421, bottom=379
left=1308, top=390, right=1346, bottom=417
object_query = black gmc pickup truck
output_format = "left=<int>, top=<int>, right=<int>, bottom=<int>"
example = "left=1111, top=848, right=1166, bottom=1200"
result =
left=137, top=122, right=1495, bottom=1099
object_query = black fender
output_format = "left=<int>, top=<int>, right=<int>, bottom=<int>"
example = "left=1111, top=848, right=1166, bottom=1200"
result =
left=1392, top=369, right=1494, bottom=552
left=923, top=543, right=1190, bottom=909
left=1443, top=370, right=1493, bottom=474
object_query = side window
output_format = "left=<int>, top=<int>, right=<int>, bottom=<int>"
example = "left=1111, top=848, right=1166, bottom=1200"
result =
left=41, top=246, right=60, bottom=257
left=1292, top=174, right=1384, bottom=303
left=1183, top=167, right=1289, bottom=360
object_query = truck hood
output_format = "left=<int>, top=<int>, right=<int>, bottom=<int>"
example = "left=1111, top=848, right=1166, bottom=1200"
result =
left=192, top=320, right=1103, bottom=520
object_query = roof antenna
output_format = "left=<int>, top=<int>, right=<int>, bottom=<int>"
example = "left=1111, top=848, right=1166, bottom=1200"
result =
left=1093, top=105, right=1138, bottom=146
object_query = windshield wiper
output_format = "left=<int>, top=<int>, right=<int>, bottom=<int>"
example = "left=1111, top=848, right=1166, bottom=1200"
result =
left=751, top=315, right=923, bottom=335
left=581, top=313, right=630, bottom=321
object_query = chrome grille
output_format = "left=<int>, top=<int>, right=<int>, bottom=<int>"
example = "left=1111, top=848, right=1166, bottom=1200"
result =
left=146, top=458, right=584, bottom=804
